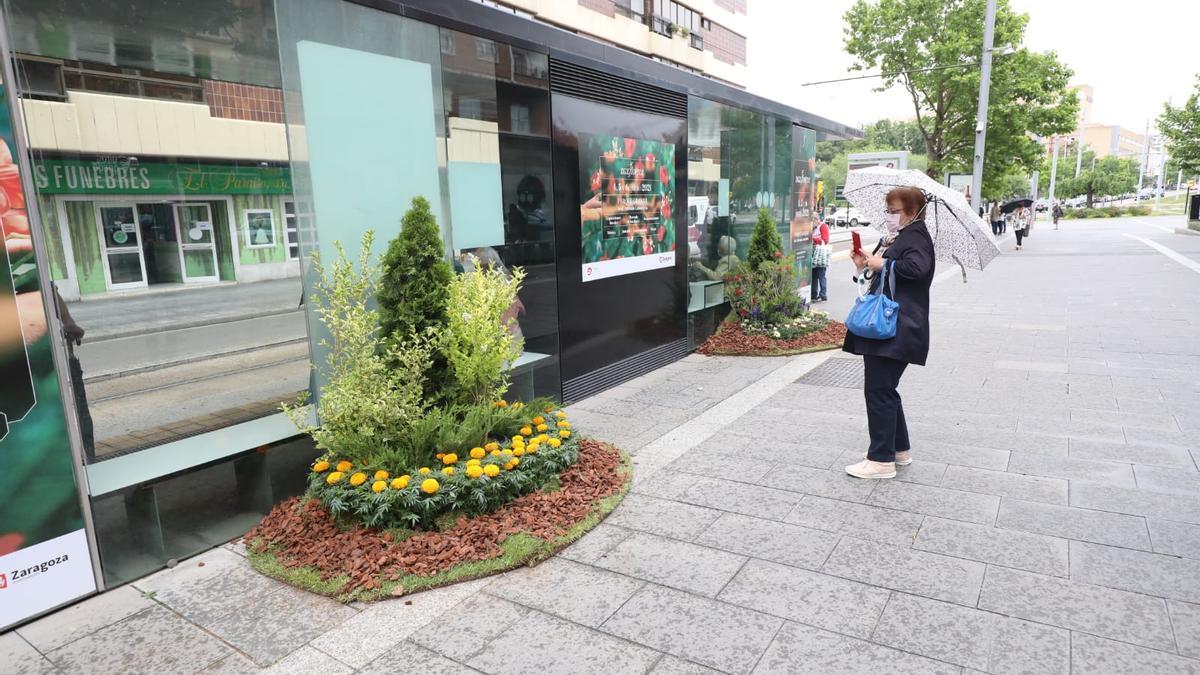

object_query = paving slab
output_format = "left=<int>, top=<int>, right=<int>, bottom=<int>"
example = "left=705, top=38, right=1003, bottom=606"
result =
left=310, top=579, right=485, bottom=668
left=785, top=495, right=924, bottom=547
left=485, top=557, right=643, bottom=627
left=872, top=592, right=1069, bottom=674
left=821, top=536, right=986, bottom=607
left=996, top=499, right=1152, bottom=550
left=1069, top=540, right=1200, bottom=604
left=358, top=640, right=481, bottom=675
left=689, top=433, right=839, bottom=466
left=45, top=606, right=231, bottom=674
left=604, top=493, right=724, bottom=540
left=1070, top=482, right=1200, bottom=523
left=556, top=522, right=634, bottom=564
left=940, top=464, right=1068, bottom=505
left=694, top=511, right=840, bottom=570
left=909, top=441, right=1011, bottom=472
left=602, top=584, right=782, bottom=675
left=868, top=481, right=1000, bottom=525
left=977, top=566, right=1175, bottom=651
left=0, top=632, right=56, bottom=675
left=665, top=448, right=775, bottom=482
left=718, top=558, right=890, bottom=638
left=1007, top=452, right=1137, bottom=487
left=131, top=547, right=283, bottom=627
left=1070, top=438, right=1196, bottom=469
left=649, top=655, right=724, bottom=674
left=752, top=621, right=959, bottom=675
left=1070, top=632, right=1200, bottom=675
left=593, top=530, right=746, bottom=597
left=914, top=517, right=1068, bottom=577
left=260, top=645, right=354, bottom=674
left=1169, top=600, right=1200, bottom=660
left=679, top=476, right=805, bottom=520
left=1147, top=519, right=1200, bottom=560
left=410, top=593, right=529, bottom=662
left=756, top=463, right=879, bottom=503
left=15, top=584, right=154, bottom=653
left=469, top=610, right=660, bottom=675
left=1134, top=465, right=1200, bottom=495
left=202, top=585, right=357, bottom=666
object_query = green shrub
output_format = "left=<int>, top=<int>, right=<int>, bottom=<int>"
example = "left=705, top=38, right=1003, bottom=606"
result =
left=443, top=258, right=525, bottom=408
left=378, top=197, right=454, bottom=403
left=747, top=208, right=784, bottom=269
left=1128, top=205, right=1152, bottom=216
left=380, top=397, right=556, bottom=467
left=283, top=232, right=434, bottom=470
left=726, top=255, right=805, bottom=325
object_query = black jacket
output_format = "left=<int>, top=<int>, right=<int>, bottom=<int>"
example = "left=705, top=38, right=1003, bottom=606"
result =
left=842, top=220, right=935, bottom=366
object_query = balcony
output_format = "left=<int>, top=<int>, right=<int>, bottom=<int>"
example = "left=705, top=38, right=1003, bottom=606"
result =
left=651, top=15, right=672, bottom=36
left=689, top=32, right=704, bottom=50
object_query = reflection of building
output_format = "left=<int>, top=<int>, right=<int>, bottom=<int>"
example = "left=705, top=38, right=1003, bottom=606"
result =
left=1, top=0, right=856, bottom=627
left=475, top=0, right=750, bottom=87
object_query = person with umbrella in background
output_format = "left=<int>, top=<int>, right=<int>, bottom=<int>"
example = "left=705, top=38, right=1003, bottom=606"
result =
left=843, top=186, right=935, bottom=479
left=840, top=167, right=1000, bottom=479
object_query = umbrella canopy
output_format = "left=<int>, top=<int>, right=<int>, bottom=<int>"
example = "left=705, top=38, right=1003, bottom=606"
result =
left=843, top=167, right=1001, bottom=274
left=1001, top=197, right=1034, bottom=214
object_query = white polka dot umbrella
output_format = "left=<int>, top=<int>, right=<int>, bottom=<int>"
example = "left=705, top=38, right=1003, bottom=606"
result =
left=844, top=167, right=1001, bottom=278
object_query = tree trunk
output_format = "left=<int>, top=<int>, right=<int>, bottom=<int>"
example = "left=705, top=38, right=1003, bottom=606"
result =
left=1085, top=182, right=1094, bottom=209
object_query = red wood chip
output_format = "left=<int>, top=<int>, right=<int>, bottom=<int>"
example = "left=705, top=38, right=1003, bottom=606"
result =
left=697, top=320, right=847, bottom=356
left=245, top=440, right=626, bottom=596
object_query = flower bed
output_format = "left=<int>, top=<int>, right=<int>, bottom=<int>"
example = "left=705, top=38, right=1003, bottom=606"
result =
left=245, top=439, right=629, bottom=601
left=698, top=317, right=847, bottom=356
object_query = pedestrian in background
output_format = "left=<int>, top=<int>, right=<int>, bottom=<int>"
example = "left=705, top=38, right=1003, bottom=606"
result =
left=844, top=186, right=935, bottom=480
left=810, top=218, right=830, bottom=303
left=989, top=201, right=1003, bottom=236
left=1052, top=201, right=1063, bottom=230
left=1013, top=207, right=1028, bottom=250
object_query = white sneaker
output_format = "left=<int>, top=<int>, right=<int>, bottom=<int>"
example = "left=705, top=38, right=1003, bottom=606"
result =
left=845, top=459, right=896, bottom=479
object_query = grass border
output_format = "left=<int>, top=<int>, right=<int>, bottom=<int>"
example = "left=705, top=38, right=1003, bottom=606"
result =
left=247, top=445, right=633, bottom=603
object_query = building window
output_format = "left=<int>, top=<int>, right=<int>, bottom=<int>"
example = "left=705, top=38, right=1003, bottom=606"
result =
left=614, top=0, right=643, bottom=21
left=476, top=38, right=498, bottom=63
left=440, top=32, right=456, bottom=55
left=511, top=104, right=531, bottom=134
left=512, top=49, right=548, bottom=79
left=284, top=199, right=299, bottom=261
left=459, top=97, right=484, bottom=120
left=14, top=57, right=65, bottom=99
left=55, top=59, right=204, bottom=103
left=652, top=0, right=702, bottom=35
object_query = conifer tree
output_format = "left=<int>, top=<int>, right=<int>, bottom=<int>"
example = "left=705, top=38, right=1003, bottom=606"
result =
left=746, top=208, right=783, bottom=269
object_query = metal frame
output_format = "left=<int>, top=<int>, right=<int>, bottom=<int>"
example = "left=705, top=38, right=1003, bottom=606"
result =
left=93, top=202, right=148, bottom=290
left=173, top=202, right=221, bottom=283
left=0, top=9, right=106, bottom=592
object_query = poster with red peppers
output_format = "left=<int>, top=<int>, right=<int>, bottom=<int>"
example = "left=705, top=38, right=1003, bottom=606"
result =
left=0, top=77, right=96, bottom=630
left=579, top=133, right=676, bottom=282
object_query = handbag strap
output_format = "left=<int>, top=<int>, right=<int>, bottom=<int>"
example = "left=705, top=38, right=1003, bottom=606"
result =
left=876, top=260, right=896, bottom=299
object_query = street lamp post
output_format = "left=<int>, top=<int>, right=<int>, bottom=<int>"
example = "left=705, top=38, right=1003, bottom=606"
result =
left=1048, top=135, right=1059, bottom=225
left=969, top=0, right=998, bottom=213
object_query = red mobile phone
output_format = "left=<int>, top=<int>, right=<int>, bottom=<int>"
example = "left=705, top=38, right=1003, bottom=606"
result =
left=851, top=231, right=862, bottom=255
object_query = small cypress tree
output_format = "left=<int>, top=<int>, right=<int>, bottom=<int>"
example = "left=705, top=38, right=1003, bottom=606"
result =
left=378, top=197, right=454, bottom=403
left=747, top=207, right=783, bottom=269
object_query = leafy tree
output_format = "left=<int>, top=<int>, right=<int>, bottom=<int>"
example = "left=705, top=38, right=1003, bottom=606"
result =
left=1055, top=154, right=1139, bottom=207
left=1158, top=75, right=1200, bottom=176
left=378, top=196, right=454, bottom=402
left=843, top=0, right=1078, bottom=198
left=747, top=208, right=783, bottom=269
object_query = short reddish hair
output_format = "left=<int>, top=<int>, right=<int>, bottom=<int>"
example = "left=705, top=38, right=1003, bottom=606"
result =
left=886, top=186, right=927, bottom=218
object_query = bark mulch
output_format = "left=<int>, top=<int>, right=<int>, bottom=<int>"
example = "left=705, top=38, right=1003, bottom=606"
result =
left=698, top=319, right=848, bottom=356
left=244, top=439, right=627, bottom=598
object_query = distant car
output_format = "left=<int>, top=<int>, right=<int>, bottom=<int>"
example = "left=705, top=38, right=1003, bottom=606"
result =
left=831, top=206, right=869, bottom=227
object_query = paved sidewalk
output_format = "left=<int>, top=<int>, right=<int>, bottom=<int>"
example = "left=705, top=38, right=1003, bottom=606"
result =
left=5, top=215, right=1200, bottom=674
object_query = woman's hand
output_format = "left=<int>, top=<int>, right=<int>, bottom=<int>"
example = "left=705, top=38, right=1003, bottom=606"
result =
left=865, top=254, right=886, bottom=272
left=850, top=250, right=867, bottom=270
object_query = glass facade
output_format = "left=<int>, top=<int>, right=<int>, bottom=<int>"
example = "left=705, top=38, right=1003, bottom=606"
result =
left=0, top=0, right=844, bottom=593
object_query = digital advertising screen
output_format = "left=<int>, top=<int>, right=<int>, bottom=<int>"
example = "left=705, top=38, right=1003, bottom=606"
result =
left=578, top=133, right=676, bottom=282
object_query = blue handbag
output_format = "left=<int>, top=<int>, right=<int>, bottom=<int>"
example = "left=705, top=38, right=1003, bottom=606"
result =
left=846, top=261, right=899, bottom=340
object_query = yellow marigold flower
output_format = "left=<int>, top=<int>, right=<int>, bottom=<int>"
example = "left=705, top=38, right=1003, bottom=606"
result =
left=537, top=434, right=549, bottom=443
left=336, top=460, right=352, bottom=473
left=420, top=478, right=440, bottom=494
left=532, top=416, right=545, bottom=425
left=466, top=464, right=484, bottom=479
left=390, top=476, right=410, bottom=489
left=372, top=480, right=387, bottom=493
left=494, top=400, right=508, bottom=408
left=559, top=430, right=571, bottom=438
left=374, top=470, right=389, bottom=481
left=442, top=453, right=458, bottom=465
left=548, top=438, right=562, bottom=448
left=442, top=467, right=455, bottom=476
left=326, top=471, right=345, bottom=485
left=536, top=424, right=548, bottom=432
left=484, top=464, right=500, bottom=477
left=349, top=472, right=368, bottom=486
left=435, top=452, right=444, bottom=460
left=485, top=442, right=500, bottom=451
left=526, top=444, right=538, bottom=454
left=470, top=447, right=486, bottom=459
left=513, top=402, right=524, bottom=410
left=489, top=449, right=501, bottom=457
left=511, top=435, right=523, bottom=445
left=557, top=421, right=571, bottom=428
left=419, top=467, right=431, bottom=475
left=520, top=426, right=533, bottom=436
left=544, top=405, right=554, bottom=413
left=312, top=460, right=331, bottom=473
left=467, top=458, right=481, bottom=467
left=513, top=447, right=525, bottom=457
left=556, top=411, right=567, bottom=419
left=502, top=449, right=513, bottom=456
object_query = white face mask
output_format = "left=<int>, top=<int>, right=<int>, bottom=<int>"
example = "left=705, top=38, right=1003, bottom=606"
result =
left=884, top=211, right=903, bottom=233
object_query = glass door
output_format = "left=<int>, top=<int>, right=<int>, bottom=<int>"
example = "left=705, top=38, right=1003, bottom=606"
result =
left=96, top=204, right=147, bottom=289
left=174, top=203, right=219, bottom=282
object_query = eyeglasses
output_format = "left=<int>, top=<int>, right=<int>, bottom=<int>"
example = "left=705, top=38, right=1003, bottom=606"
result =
left=884, top=208, right=903, bottom=215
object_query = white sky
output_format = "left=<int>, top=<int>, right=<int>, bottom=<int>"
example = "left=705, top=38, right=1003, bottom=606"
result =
left=746, top=0, right=1200, bottom=134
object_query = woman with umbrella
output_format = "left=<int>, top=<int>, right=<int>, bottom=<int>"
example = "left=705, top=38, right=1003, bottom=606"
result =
left=844, top=186, right=936, bottom=479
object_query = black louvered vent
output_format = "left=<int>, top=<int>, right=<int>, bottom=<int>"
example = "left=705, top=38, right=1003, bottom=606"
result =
left=561, top=338, right=690, bottom=404
left=550, top=58, right=687, bottom=119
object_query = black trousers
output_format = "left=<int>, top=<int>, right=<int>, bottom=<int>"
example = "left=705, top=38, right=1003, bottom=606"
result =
left=1015, top=229, right=1024, bottom=246
left=864, top=355, right=910, bottom=463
